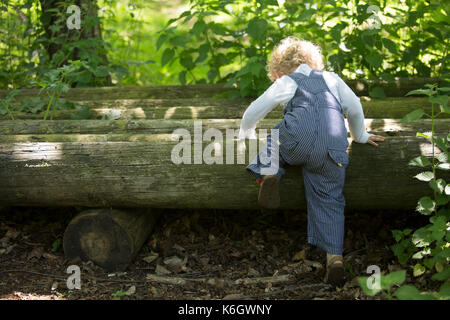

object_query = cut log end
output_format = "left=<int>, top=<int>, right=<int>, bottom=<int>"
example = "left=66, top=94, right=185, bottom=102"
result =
left=63, top=208, right=160, bottom=271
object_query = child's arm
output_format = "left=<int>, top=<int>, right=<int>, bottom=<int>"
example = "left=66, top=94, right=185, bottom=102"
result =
left=239, top=76, right=297, bottom=139
left=335, top=75, right=384, bottom=146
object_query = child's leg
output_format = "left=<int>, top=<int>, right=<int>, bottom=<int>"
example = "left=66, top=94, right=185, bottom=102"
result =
left=246, top=134, right=287, bottom=181
left=246, top=134, right=288, bottom=208
left=302, top=159, right=346, bottom=256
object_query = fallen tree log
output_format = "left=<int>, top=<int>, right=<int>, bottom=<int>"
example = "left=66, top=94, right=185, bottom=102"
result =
left=63, top=208, right=160, bottom=271
left=0, top=77, right=443, bottom=100
left=0, top=118, right=448, bottom=136
left=2, top=97, right=449, bottom=120
left=0, top=119, right=448, bottom=210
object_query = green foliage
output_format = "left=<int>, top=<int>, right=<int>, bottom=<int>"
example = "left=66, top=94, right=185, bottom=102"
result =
left=157, top=0, right=449, bottom=97
left=360, top=84, right=449, bottom=299
left=0, top=0, right=126, bottom=89
left=51, top=238, right=61, bottom=253
left=0, top=89, right=21, bottom=119
left=358, top=270, right=406, bottom=299
left=111, top=290, right=126, bottom=300
left=32, top=60, right=86, bottom=120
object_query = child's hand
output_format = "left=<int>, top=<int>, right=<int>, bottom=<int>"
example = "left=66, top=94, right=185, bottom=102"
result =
left=366, top=134, right=385, bottom=147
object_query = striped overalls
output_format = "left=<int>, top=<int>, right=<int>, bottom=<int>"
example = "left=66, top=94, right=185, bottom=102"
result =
left=247, top=70, right=349, bottom=255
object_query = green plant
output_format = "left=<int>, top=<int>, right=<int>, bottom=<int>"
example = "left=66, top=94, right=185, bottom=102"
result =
left=51, top=238, right=61, bottom=252
left=111, top=290, right=126, bottom=300
left=359, top=270, right=450, bottom=299
left=0, top=89, right=20, bottom=119
left=34, top=60, right=85, bottom=120
left=359, top=84, right=449, bottom=299
left=157, top=0, right=449, bottom=97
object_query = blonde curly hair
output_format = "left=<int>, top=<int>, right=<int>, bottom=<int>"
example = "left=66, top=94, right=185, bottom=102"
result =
left=266, top=36, right=324, bottom=82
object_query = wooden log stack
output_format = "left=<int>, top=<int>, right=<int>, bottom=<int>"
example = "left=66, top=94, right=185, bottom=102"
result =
left=1, top=79, right=448, bottom=270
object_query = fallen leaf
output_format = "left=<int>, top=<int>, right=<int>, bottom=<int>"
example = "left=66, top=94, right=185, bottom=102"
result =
left=164, top=255, right=184, bottom=268
left=51, top=282, right=58, bottom=291
left=248, top=267, right=260, bottom=277
left=292, top=249, right=306, bottom=261
left=125, top=286, right=136, bottom=296
left=28, top=247, right=44, bottom=260
left=173, top=244, right=185, bottom=252
left=5, top=228, right=20, bottom=239
left=304, top=260, right=323, bottom=269
left=155, top=264, right=171, bottom=275
left=43, top=252, right=57, bottom=260
left=142, top=252, right=159, bottom=264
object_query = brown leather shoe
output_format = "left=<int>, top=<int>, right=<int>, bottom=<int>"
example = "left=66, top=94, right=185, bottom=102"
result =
left=258, top=175, right=280, bottom=209
left=324, top=255, right=346, bottom=287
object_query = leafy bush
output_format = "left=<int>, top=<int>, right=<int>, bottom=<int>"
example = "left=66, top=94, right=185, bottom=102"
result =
left=157, top=0, right=449, bottom=97
left=359, top=84, right=449, bottom=299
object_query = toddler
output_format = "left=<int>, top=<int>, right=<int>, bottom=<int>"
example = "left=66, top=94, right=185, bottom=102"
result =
left=238, top=37, right=385, bottom=286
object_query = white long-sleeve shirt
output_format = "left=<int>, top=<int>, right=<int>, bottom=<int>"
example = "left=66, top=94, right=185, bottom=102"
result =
left=238, top=64, right=371, bottom=144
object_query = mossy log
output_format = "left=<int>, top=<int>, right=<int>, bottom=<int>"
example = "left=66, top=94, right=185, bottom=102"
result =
left=0, top=77, right=442, bottom=101
left=63, top=208, right=160, bottom=271
left=0, top=119, right=448, bottom=210
left=2, top=97, right=449, bottom=120
left=0, top=118, right=448, bottom=136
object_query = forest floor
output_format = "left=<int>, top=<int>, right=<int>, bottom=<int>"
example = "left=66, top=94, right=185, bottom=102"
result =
left=0, top=206, right=441, bottom=300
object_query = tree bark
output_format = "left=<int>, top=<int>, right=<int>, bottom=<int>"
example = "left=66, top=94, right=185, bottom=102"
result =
left=0, top=120, right=448, bottom=210
left=63, top=208, right=160, bottom=271
left=1, top=97, right=448, bottom=120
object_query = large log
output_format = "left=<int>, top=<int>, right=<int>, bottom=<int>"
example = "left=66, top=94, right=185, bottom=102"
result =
left=0, top=119, right=448, bottom=210
left=63, top=208, right=160, bottom=271
left=0, top=78, right=443, bottom=100
left=2, top=97, right=448, bottom=120
left=0, top=118, right=448, bottom=136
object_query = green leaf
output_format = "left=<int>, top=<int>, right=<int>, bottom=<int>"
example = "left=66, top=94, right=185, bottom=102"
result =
left=178, top=71, right=187, bottom=85
left=409, top=156, right=430, bottom=167
left=438, top=282, right=450, bottom=299
left=161, top=48, right=175, bottom=67
left=192, top=19, right=207, bottom=37
left=429, top=179, right=446, bottom=194
left=414, top=171, right=434, bottom=182
left=381, top=270, right=406, bottom=289
left=93, top=66, right=110, bottom=78
left=156, top=34, right=167, bottom=50
left=431, top=266, right=450, bottom=281
left=413, top=264, right=426, bottom=277
left=406, top=89, right=434, bottom=97
left=247, top=18, right=268, bottom=41
left=392, top=229, right=403, bottom=242
left=358, top=276, right=382, bottom=296
left=207, top=69, right=219, bottom=83
left=394, top=285, right=435, bottom=300
left=436, top=194, right=449, bottom=206
left=416, top=196, right=435, bottom=215
left=52, top=238, right=61, bottom=252
left=400, top=109, right=425, bottom=122
left=196, top=43, right=210, bottom=64
left=429, top=95, right=448, bottom=108
left=382, top=38, right=397, bottom=54
left=365, top=53, right=383, bottom=69
left=369, top=87, right=386, bottom=99
left=180, top=53, right=195, bottom=70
